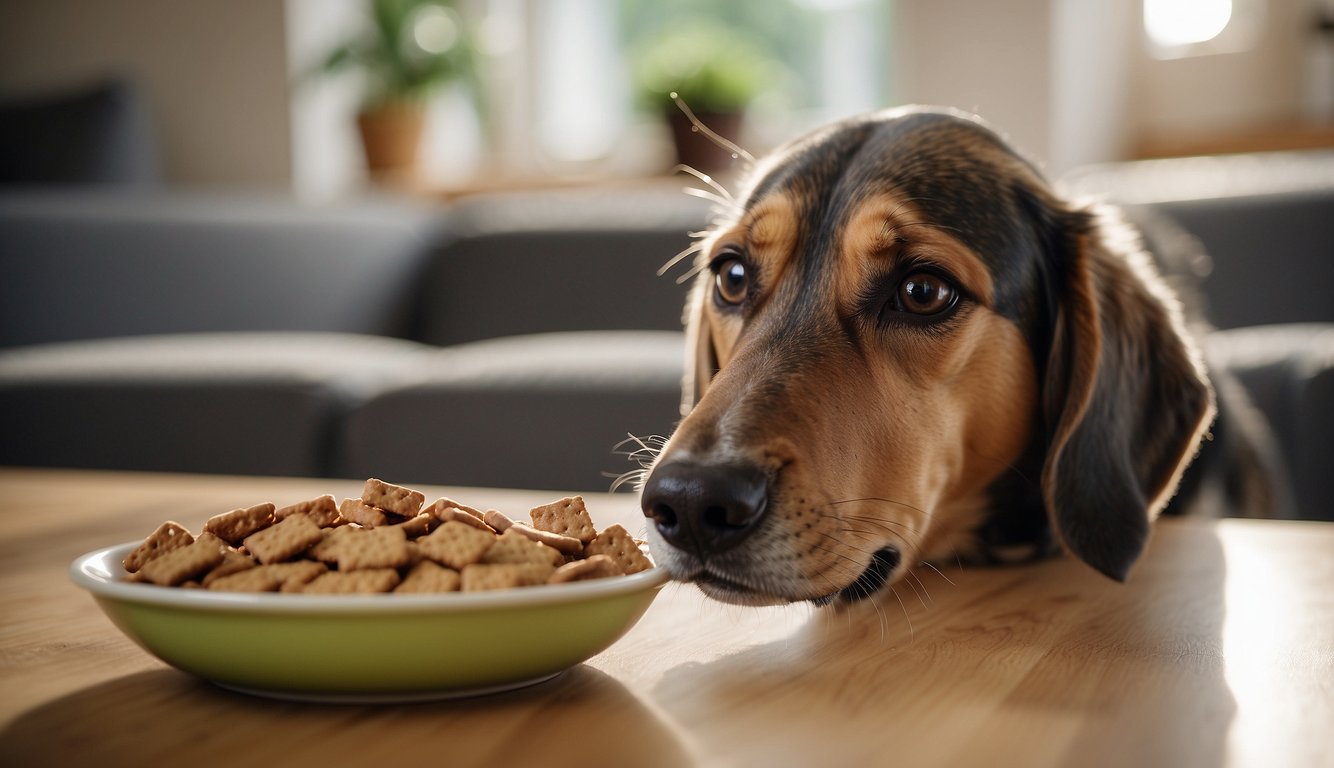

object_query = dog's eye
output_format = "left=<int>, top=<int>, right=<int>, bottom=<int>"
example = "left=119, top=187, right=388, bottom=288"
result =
left=897, top=272, right=957, bottom=316
left=714, top=257, right=749, bottom=306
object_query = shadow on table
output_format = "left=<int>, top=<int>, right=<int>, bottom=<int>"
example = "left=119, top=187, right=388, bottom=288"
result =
left=652, top=528, right=1237, bottom=767
left=1, top=663, right=695, bottom=767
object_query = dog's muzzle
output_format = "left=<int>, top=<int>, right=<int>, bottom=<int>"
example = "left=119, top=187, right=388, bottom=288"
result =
left=641, top=459, right=768, bottom=557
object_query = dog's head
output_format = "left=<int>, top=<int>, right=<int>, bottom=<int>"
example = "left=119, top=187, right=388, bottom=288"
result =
left=640, top=107, right=1215, bottom=606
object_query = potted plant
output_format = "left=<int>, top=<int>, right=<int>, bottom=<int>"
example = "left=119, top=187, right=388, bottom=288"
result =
left=319, top=0, right=480, bottom=183
left=631, top=22, right=778, bottom=172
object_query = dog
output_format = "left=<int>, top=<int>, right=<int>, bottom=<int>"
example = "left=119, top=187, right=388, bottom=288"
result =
left=639, top=106, right=1277, bottom=607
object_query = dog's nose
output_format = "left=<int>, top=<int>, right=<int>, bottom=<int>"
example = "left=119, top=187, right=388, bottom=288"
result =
left=641, top=460, right=768, bottom=556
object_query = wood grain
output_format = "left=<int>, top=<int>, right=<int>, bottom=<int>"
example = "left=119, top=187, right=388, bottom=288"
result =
left=0, top=468, right=1330, bottom=767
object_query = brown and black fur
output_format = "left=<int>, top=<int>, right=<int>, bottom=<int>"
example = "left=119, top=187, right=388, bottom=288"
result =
left=640, top=106, right=1276, bottom=607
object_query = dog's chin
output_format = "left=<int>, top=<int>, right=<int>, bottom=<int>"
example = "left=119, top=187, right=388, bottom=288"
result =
left=692, top=572, right=792, bottom=606
left=657, top=547, right=904, bottom=607
left=810, top=547, right=903, bottom=606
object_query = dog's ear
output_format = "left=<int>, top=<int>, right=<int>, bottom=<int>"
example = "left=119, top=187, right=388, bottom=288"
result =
left=1040, top=208, right=1215, bottom=581
left=681, top=275, right=718, bottom=417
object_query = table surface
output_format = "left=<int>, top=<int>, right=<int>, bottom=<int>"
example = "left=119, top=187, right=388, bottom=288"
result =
left=1, top=468, right=1330, bottom=768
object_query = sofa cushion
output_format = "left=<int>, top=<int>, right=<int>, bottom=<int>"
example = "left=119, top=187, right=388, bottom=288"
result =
left=0, top=78, right=161, bottom=186
left=0, top=333, right=432, bottom=478
left=0, top=191, right=450, bottom=347
left=340, top=331, right=686, bottom=492
left=1206, top=323, right=1334, bottom=521
left=411, top=188, right=710, bottom=346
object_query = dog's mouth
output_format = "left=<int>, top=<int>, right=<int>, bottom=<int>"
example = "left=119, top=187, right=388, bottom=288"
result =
left=676, top=546, right=904, bottom=606
left=811, top=547, right=903, bottom=606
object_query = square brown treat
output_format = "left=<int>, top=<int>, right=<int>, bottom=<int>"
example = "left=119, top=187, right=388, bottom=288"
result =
left=339, top=497, right=388, bottom=527
left=548, top=554, right=623, bottom=583
left=243, top=513, right=324, bottom=564
left=206, top=566, right=284, bottom=592
left=123, top=521, right=194, bottom=573
left=392, top=512, right=440, bottom=539
left=482, top=528, right=564, bottom=568
left=334, top=525, right=411, bottom=571
left=139, top=532, right=227, bottom=586
left=203, top=502, right=277, bottom=546
left=585, top=524, right=654, bottom=574
left=275, top=494, right=342, bottom=528
left=360, top=478, right=425, bottom=518
left=201, top=549, right=259, bottom=587
left=302, top=569, right=401, bottom=594
left=461, top=563, right=552, bottom=591
left=395, top=561, right=462, bottom=593
left=308, top=525, right=358, bottom=564
left=530, top=496, right=597, bottom=545
left=267, top=560, right=328, bottom=588
left=417, top=520, right=496, bottom=570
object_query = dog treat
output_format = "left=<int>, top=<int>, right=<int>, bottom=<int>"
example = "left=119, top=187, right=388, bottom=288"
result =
left=482, top=528, right=565, bottom=568
left=585, top=524, right=654, bottom=575
left=139, top=533, right=227, bottom=586
left=275, top=494, right=342, bottom=528
left=120, top=479, right=653, bottom=594
left=482, top=509, right=515, bottom=532
left=123, top=521, right=194, bottom=573
left=426, top=497, right=485, bottom=522
left=361, top=478, right=426, bottom=518
left=461, top=563, right=552, bottom=591
left=206, top=566, right=286, bottom=592
left=395, top=560, right=462, bottom=593
left=508, top=523, right=583, bottom=556
left=201, top=549, right=258, bottom=587
left=417, top=520, right=496, bottom=570
left=530, top=496, right=598, bottom=545
left=427, top=501, right=493, bottom=532
left=549, top=554, right=622, bottom=583
left=203, top=503, right=276, bottom=546
left=339, top=497, right=389, bottom=528
left=393, top=512, right=440, bottom=539
left=303, top=569, right=401, bottom=594
left=334, top=525, right=411, bottom=571
left=244, top=513, right=324, bottom=565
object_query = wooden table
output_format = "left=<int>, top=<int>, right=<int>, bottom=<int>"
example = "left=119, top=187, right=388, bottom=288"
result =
left=1, top=468, right=1331, bottom=768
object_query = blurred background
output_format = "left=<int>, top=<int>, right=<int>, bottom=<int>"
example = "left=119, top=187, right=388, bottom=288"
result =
left=2, top=0, right=1331, bottom=198
left=1, top=0, right=1331, bottom=515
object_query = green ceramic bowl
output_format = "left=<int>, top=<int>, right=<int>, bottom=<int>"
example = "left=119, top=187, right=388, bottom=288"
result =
left=71, top=542, right=668, bottom=702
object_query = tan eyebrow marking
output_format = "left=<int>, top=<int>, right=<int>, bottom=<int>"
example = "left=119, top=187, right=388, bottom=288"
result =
left=839, top=194, right=997, bottom=309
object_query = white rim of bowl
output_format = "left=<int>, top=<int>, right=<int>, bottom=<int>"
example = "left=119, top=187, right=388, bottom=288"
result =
left=71, top=541, right=670, bottom=614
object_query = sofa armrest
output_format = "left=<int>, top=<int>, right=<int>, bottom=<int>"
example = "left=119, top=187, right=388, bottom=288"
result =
left=1206, top=323, right=1334, bottom=521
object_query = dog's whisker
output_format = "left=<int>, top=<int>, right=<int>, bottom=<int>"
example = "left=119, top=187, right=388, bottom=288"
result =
left=669, top=93, right=755, bottom=165
left=901, top=570, right=933, bottom=605
left=673, top=163, right=740, bottom=205
left=675, top=258, right=711, bottom=285
left=826, top=496, right=931, bottom=518
left=919, top=560, right=957, bottom=587
left=681, top=185, right=735, bottom=210
left=605, top=468, right=648, bottom=494
left=901, top=571, right=929, bottom=609
left=657, top=241, right=706, bottom=277
left=887, top=585, right=915, bottom=643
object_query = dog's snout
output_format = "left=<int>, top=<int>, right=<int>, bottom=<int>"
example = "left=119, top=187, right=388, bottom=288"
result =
left=642, top=460, right=768, bottom=556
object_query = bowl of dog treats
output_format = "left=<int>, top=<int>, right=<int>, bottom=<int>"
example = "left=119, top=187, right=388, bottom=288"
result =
left=70, top=478, right=667, bottom=702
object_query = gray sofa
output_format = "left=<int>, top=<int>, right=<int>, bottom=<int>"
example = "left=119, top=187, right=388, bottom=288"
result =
left=0, top=187, right=707, bottom=492
left=2, top=151, right=1331, bottom=520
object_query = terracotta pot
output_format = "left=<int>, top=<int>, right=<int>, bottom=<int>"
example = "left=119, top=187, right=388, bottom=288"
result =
left=666, top=110, right=745, bottom=173
left=356, top=103, right=426, bottom=183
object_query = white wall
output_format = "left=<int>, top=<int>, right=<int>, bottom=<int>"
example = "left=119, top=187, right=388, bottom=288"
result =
left=0, top=0, right=291, bottom=187
left=890, top=0, right=1056, bottom=170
